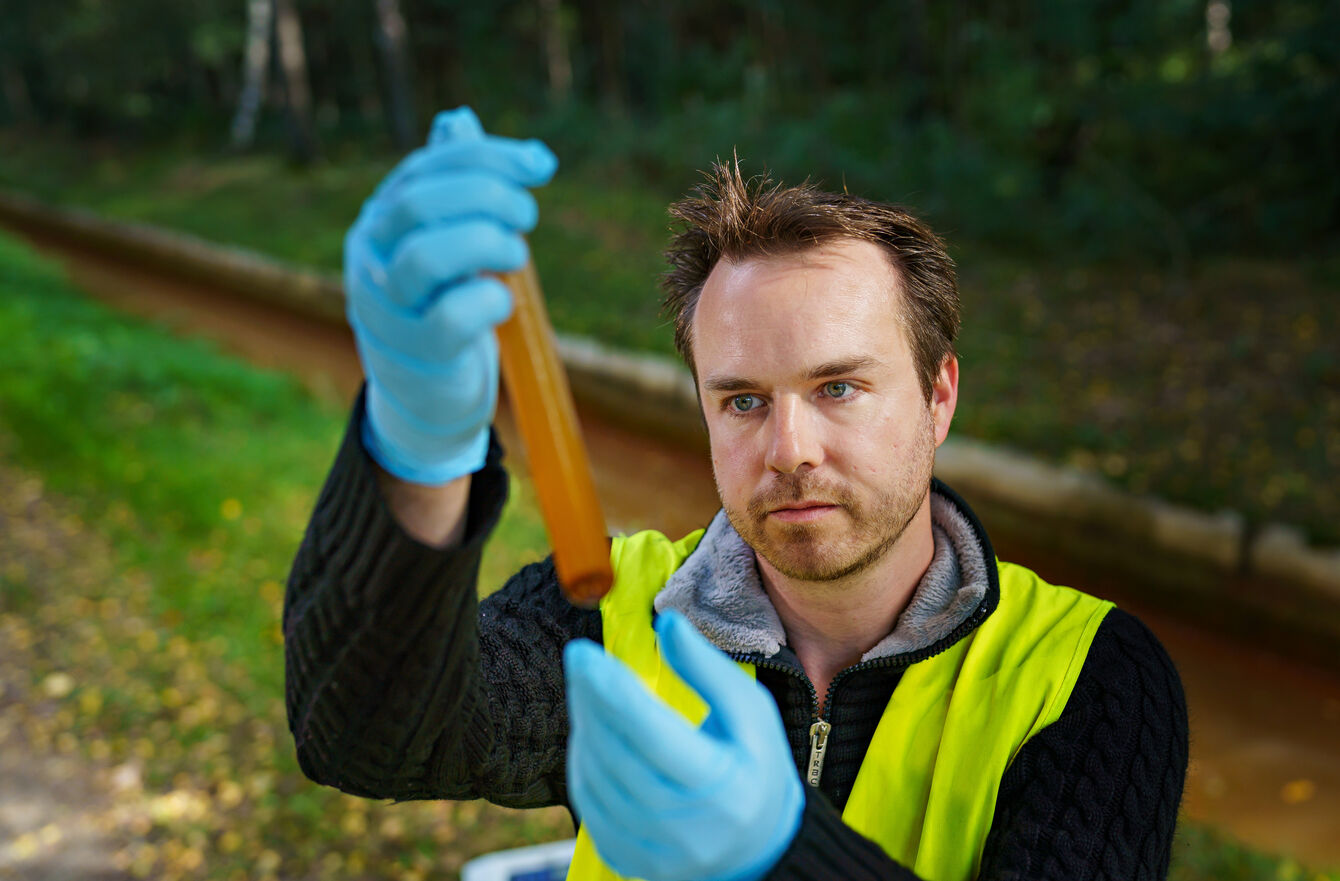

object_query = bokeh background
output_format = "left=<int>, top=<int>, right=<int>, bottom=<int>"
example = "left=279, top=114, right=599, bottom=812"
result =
left=0, top=1, right=1336, bottom=879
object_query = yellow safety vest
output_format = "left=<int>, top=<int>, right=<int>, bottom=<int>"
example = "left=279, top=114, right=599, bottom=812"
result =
left=568, top=528, right=1113, bottom=881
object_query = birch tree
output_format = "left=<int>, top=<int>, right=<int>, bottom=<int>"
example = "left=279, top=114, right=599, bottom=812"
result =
left=372, top=0, right=417, bottom=150
left=538, top=0, right=573, bottom=105
left=228, top=0, right=273, bottom=149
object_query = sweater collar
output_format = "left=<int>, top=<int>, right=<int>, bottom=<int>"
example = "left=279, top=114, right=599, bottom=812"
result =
left=652, top=484, right=994, bottom=662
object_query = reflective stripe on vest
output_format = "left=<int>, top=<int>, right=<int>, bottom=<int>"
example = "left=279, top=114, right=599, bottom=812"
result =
left=568, top=529, right=1113, bottom=881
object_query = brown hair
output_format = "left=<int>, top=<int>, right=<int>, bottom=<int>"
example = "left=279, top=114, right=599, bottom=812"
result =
left=661, top=159, right=960, bottom=401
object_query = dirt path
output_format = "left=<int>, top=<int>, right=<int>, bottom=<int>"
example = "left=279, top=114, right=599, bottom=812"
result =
left=0, top=715, right=135, bottom=881
left=8, top=228, right=1340, bottom=869
left=0, top=466, right=139, bottom=880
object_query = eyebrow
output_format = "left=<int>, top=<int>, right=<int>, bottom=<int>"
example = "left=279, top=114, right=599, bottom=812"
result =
left=702, top=356, right=882, bottom=395
left=803, top=356, right=881, bottom=382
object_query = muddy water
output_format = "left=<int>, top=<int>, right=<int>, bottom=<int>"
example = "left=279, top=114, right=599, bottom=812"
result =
left=13, top=229, right=1340, bottom=868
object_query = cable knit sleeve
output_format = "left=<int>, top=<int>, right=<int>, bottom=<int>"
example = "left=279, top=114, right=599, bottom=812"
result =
left=283, top=396, right=601, bottom=810
left=763, top=608, right=1188, bottom=880
left=977, top=607, right=1188, bottom=879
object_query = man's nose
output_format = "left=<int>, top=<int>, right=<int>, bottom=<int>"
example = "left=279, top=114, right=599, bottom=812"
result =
left=765, top=398, right=823, bottom=474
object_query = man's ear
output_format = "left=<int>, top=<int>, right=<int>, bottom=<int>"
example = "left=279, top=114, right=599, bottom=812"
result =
left=931, top=356, right=959, bottom=447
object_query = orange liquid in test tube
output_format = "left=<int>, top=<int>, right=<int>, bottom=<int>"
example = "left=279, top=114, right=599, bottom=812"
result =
left=497, top=261, right=614, bottom=606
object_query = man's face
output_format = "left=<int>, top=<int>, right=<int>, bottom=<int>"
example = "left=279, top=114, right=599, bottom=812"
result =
left=693, top=238, right=957, bottom=582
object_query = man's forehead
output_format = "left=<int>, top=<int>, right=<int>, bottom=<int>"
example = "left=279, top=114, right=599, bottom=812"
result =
left=693, top=239, right=908, bottom=367
left=697, top=238, right=903, bottom=320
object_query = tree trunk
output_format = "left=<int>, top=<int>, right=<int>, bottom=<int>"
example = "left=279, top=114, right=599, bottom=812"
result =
left=372, top=0, right=417, bottom=150
left=0, top=58, right=33, bottom=124
left=229, top=0, right=274, bottom=149
left=538, top=0, right=573, bottom=105
left=274, top=0, right=318, bottom=164
left=594, top=0, right=624, bottom=115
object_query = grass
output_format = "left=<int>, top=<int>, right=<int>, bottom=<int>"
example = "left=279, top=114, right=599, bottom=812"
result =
left=1170, top=825, right=1338, bottom=881
left=1, top=129, right=1335, bottom=546
left=0, top=232, right=1335, bottom=879
left=0, top=230, right=560, bottom=880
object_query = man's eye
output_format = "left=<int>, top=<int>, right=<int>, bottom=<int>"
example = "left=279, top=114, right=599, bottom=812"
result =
left=729, top=395, right=759, bottom=413
left=823, top=381, right=851, bottom=398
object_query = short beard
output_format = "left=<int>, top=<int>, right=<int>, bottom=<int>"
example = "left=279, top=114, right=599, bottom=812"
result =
left=761, top=492, right=920, bottom=582
left=721, top=412, right=936, bottom=583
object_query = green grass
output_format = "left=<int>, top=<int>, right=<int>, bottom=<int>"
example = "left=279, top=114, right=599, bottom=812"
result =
left=0, top=229, right=560, bottom=880
left=1171, top=824, right=1337, bottom=881
left=1, top=129, right=1335, bottom=545
left=0, top=230, right=1335, bottom=878
left=0, top=227, right=548, bottom=632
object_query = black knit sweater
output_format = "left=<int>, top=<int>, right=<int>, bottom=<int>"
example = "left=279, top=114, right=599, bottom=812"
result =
left=284, top=409, right=1188, bottom=880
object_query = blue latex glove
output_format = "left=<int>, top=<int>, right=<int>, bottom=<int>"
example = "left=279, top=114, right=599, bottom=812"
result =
left=344, top=106, right=558, bottom=484
left=565, top=611, right=805, bottom=881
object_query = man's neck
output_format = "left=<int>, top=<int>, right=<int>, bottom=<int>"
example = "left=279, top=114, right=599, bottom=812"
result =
left=758, top=500, right=936, bottom=711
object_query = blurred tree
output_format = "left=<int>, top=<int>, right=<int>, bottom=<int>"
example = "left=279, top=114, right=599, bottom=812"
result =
left=0, top=57, right=33, bottom=124
left=579, top=0, right=627, bottom=115
left=274, top=0, right=317, bottom=162
left=373, top=0, right=417, bottom=149
left=539, top=0, right=574, bottom=104
left=0, top=0, right=1332, bottom=253
left=229, top=0, right=273, bottom=149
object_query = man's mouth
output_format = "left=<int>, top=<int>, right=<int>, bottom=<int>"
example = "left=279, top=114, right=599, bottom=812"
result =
left=767, top=501, right=840, bottom=522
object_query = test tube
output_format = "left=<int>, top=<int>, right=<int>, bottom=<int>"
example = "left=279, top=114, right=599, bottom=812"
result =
left=497, top=260, right=614, bottom=606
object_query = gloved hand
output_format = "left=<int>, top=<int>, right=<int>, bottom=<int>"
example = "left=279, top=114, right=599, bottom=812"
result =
left=344, top=106, right=558, bottom=484
left=565, top=611, right=805, bottom=881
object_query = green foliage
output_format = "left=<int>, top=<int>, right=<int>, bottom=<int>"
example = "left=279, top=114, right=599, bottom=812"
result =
left=0, top=128, right=680, bottom=358
left=2, top=1, right=1335, bottom=255
left=2, top=128, right=1336, bottom=545
left=531, top=177, right=677, bottom=355
left=953, top=255, right=1340, bottom=544
left=0, top=230, right=549, bottom=673
left=1170, top=823, right=1338, bottom=880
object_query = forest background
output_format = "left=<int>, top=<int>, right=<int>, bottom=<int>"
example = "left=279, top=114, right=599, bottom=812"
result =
left=3, top=0, right=1336, bottom=255
left=2, top=0, right=1336, bottom=544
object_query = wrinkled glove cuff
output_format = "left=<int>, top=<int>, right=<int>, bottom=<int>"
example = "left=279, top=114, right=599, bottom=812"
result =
left=361, top=407, right=490, bottom=485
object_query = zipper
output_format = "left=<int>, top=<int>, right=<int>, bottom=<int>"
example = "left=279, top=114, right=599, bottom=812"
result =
left=728, top=593, right=994, bottom=790
left=732, top=654, right=836, bottom=787
left=806, top=719, right=831, bottom=786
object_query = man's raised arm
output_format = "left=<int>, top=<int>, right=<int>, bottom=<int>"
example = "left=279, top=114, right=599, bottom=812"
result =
left=282, top=108, right=596, bottom=808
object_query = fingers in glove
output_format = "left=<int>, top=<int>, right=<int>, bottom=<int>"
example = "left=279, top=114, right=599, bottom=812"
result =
left=428, top=106, right=485, bottom=144
left=568, top=754, right=680, bottom=879
left=365, top=172, right=540, bottom=252
left=564, top=640, right=727, bottom=789
left=571, top=708, right=706, bottom=808
left=356, top=334, right=497, bottom=432
left=569, top=732, right=660, bottom=824
left=348, top=276, right=513, bottom=363
left=379, top=136, right=557, bottom=199
left=385, top=221, right=527, bottom=311
left=656, top=611, right=767, bottom=739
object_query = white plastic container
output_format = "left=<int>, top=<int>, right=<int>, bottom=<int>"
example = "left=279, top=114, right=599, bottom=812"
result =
left=460, top=838, right=576, bottom=881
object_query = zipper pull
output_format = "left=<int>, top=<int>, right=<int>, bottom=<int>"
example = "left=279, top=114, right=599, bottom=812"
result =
left=807, top=720, right=832, bottom=787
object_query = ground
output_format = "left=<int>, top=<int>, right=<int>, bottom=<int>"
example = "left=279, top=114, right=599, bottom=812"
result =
left=1, top=465, right=138, bottom=879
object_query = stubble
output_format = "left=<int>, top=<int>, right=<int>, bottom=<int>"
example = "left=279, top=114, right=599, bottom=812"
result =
left=722, top=409, right=936, bottom=582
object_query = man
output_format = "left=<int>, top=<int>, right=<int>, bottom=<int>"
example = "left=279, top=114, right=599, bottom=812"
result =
left=285, top=108, right=1187, bottom=881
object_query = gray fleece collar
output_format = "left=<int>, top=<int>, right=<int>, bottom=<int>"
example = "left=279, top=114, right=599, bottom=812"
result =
left=652, top=489, right=991, bottom=662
